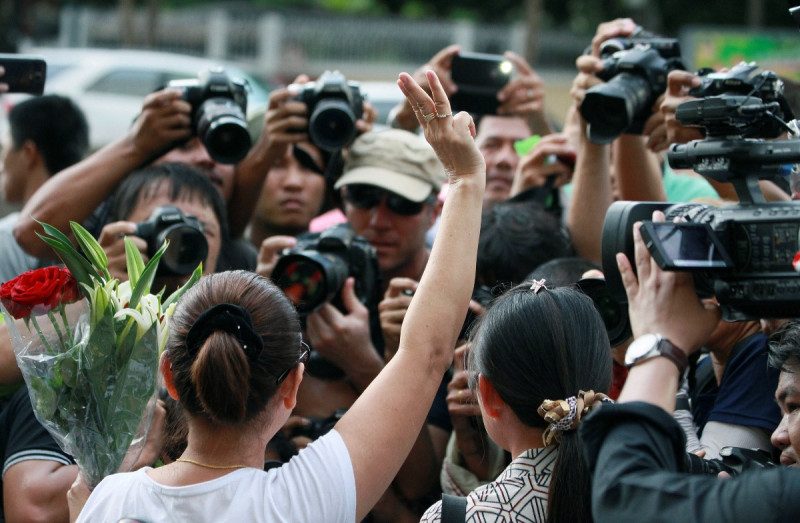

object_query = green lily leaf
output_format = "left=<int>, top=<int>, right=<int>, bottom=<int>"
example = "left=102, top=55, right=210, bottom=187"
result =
left=70, top=222, right=111, bottom=281
left=128, top=241, right=168, bottom=309
left=163, top=263, right=202, bottom=310
left=124, top=238, right=145, bottom=288
left=36, top=234, right=97, bottom=290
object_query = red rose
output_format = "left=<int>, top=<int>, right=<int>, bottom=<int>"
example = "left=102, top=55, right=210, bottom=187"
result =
left=60, top=268, right=82, bottom=305
left=0, top=267, right=81, bottom=320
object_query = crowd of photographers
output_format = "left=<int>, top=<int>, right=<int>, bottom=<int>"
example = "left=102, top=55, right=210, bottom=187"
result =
left=1, top=12, right=800, bottom=523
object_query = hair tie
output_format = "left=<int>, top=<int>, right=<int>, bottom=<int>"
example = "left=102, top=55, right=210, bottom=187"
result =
left=537, top=389, right=613, bottom=446
left=186, top=303, right=264, bottom=363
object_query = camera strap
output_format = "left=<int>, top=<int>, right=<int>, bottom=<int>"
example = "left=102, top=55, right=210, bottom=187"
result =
left=441, top=493, right=467, bottom=523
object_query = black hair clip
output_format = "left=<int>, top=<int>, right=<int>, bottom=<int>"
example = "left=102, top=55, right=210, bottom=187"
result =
left=186, top=303, right=263, bottom=362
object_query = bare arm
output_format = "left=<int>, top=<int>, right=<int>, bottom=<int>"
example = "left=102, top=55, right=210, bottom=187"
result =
left=613, top=135, right=667, bottom=202
left=565, top=55, right=614, bottom=264
left=334, top=70, right=485, bottom=520
left=0, top=320, right=22, bottom=385
left=14, top=90, right=191, bottom=258
left=4, top=461, right=78, bottom=523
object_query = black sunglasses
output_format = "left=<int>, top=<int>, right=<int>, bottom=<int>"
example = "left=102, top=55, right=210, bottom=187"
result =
left=343, top=184, right=435, bottom=216
left=275, top=342, right=311, bottom=384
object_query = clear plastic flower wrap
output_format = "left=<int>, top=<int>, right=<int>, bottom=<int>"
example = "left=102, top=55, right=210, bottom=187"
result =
left=0, top=221, right=200, bottom=488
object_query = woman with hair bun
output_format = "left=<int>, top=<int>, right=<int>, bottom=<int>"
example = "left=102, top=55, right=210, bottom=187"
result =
left=70, top=69, right=486, bottom=523
left=422, top=282, right=613, bottom=522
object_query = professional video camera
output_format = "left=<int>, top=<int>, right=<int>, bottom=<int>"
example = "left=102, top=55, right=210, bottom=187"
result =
left=290, top=71, right=364, bottom=152
left=272, top=223, right=381, bottom=317
left=580, top=30, right=685, bottom=144
left=167, top=68, right=251, bottom=164
left=602, top=62, right=800, bottom=321
left=135, top=205, right=208, bottom=276
left=685, top=446, right=777, bottom=476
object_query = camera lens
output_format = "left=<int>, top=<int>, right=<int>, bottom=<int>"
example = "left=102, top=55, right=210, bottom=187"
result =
left=196, top=98, right=252, bottom=164
left=581, top=73, right=652, bottom=144
left=308, top=98, right=357, bottom=152
left=159, top=225, right=208, bottom=276
left=273, top=251, right=350, bottom=315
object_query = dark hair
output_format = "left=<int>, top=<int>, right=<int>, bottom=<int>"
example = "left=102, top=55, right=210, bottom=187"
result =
left=109, top=162, right=230, bottom=241
left=768, top=319, right=800, bottom=372
left=476, top=200, right=572, bottom=287
left=8, top=94, right=89, bottom=175
left=468, top=284, right=611, bottom=523
left=527, top=257, right=601, bottom=288
left=166, top=270, right=302, bottom=426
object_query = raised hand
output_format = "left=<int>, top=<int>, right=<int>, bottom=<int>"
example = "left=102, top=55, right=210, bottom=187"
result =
left=397, top=70, right=485, bottom=186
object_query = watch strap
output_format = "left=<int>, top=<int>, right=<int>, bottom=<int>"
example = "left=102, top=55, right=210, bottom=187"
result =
left=636, top=337, right=688, bottom=375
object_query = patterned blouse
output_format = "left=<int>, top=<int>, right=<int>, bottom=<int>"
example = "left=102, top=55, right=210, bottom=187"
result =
left=421, top=445, right=558, bottom=522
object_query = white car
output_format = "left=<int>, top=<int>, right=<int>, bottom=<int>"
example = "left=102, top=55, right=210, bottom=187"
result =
left=2, top=47, right=270, bottom=151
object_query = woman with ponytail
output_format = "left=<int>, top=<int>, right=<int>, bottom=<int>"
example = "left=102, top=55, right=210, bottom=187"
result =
left=71, top=68, right=487, bottom=523
left=422, top=282, right=612, bottom=522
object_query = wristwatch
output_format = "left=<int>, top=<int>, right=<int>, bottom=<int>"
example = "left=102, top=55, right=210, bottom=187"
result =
left=625, top=333, right=688, bottom=375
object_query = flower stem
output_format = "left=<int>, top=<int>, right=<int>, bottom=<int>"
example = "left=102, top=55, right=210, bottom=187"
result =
left=48, top=310, right=66, bottom=348
left=59, top=305, right=73, bottom=344
left=30, top=316, right=55, bottom=355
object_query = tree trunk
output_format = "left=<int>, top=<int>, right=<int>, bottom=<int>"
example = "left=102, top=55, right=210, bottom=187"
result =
left=145, top=0, right=158, bottom=48
left=747, top=0, right=763, bottom=28
left=524, top=0, right=543, bottom=65
left=120, top=0, right=134, bottom=47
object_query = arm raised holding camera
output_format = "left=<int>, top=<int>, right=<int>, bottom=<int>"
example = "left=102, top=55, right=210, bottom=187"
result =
left=15, top=89, right=192, bottom=259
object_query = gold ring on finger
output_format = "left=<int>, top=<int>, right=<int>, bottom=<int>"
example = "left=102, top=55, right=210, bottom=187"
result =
left=422, top=112, right=436, bottom=123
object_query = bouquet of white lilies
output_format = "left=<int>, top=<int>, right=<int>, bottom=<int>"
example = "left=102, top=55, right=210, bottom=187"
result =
left=1, top=221, right=200, bottom=488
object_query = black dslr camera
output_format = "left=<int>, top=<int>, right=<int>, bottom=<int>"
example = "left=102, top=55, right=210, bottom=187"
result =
left=291, top=71, right=364, bottom=152
left=682, top=61, right=792, bottom=140
left=685, top=446, right=777, bottom=476
left=580, top=32, right=685, bottom=144
left=272, top=223, right=381, bottom=316
left=601, top=62, right=800, bottom=321
left=167, top=68, right=251, bottom=164
left=135, top=205, right=208, bottom=276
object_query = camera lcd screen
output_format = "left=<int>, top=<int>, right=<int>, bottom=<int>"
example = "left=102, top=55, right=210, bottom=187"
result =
left=640, top=222, right=733, bottom=270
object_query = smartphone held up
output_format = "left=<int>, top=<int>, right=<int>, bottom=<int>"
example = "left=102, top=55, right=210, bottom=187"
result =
left=0, top=54, right=46, bottom=95
left=450, top=52, right=513, bottom=115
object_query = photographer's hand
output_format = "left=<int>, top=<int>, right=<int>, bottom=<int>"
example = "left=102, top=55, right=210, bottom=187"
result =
left=356, top=99, right=378, bottom=135
left=616, top=211, right=720, bottom=411
left=253, top=75, right=311, bottom=163
left=255, top=235, right=297, bottom=279
left=590, top=17, right=638, bottom=57
left=497, top=51, right=552, bottom=135
left=642, top=93, right=670, bottom=152
left=661, top=70, right=704, bottom=146
left=378, top=277, right=418, bottom=363
left=570, top=55, right=605, bottom=105
left=98, top=221, right=148, bottom=282
left=125, top=89, right=192, bottom=164
left=510, top=133, right=575, bottom=196
left=447, top=342, right=491, bottom=478
left=306, top=277, right=384, bottom=393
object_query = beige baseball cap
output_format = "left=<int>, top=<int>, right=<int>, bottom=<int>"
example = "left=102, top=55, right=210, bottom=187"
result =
left=334, top=130, right=445, bottom=202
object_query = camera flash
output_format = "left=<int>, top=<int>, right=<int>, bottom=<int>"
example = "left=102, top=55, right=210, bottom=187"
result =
left=499, top=61, right=513, bottom=74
